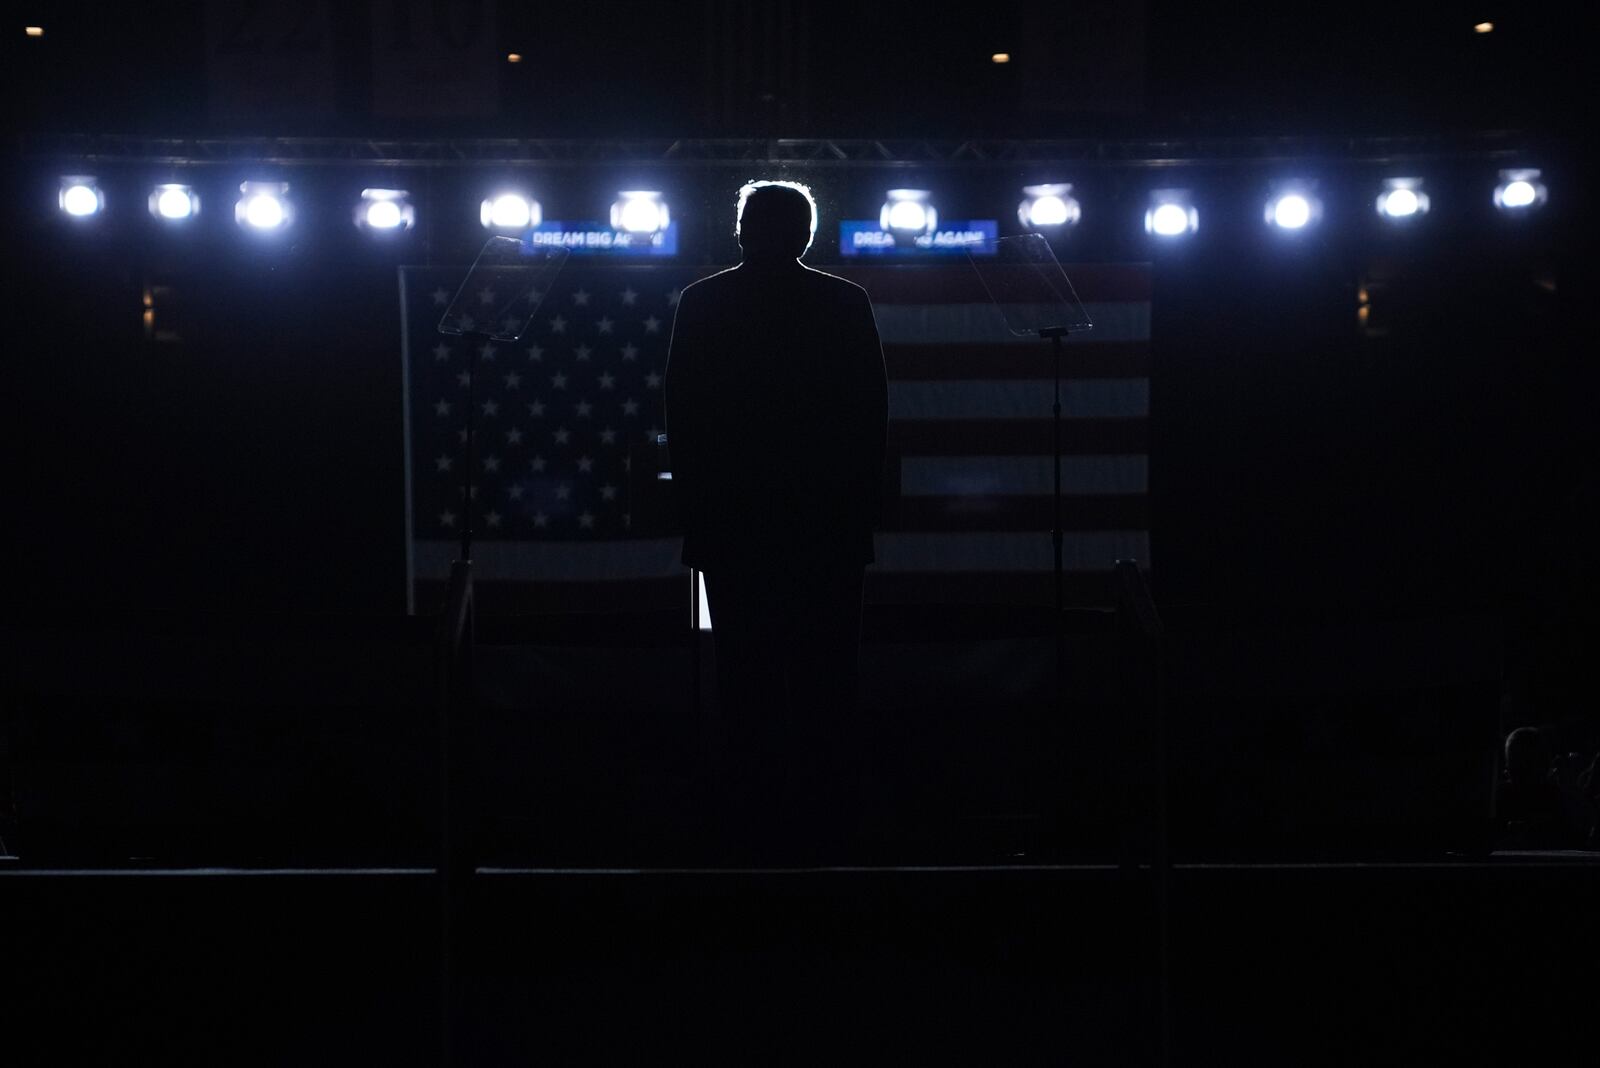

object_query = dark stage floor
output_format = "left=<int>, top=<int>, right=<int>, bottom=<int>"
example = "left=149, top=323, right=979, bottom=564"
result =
left=3, top=855, right=1595, bottom=1066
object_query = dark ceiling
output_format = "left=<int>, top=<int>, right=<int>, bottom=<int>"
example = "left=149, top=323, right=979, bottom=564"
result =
left=0, top=2, right=1588, bottom=141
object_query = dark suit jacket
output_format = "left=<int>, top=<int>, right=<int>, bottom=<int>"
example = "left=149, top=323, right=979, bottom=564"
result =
left=664, top=260, right=889, bottom=572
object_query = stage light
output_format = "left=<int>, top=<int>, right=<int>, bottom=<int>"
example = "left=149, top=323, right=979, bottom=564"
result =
left=611, top=190, right=670, bottom=234
left=25, top=26, right=44, bottom=37
left=1474, top=22, right=1493, bottom=33
left=59, top=176, right=103, bottom=218
left=149, top=183, right=198, bottom=221
left=991, top=53, right=1011, bottom=63
left=1265, top=183, right=1322, bottom=230
left=235, top=181, right=292, bottom=231
left=880, top=189, right=936, bottom=235
left=1375, top=177, right=1428, bottom=221
left=355, top=188, right=415, bottom=231
left=1145, top=190, right=1198, bottom=237
left=480, top=192, right=540, bottom=230
left=1494, top=169, right=1546, bottom=211
left=506, top=52, right=523, bottom=63
left=1018, top=183, right=1080, bottom=229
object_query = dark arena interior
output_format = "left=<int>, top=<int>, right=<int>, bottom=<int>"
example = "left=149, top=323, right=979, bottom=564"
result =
left=1, top=3, right=1595, bottom=1064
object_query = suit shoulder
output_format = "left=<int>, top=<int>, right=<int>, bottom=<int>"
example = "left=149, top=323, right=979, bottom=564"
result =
left=800, top=267, right=872, bottom=305
left=679, top=267, right=739, bottom=300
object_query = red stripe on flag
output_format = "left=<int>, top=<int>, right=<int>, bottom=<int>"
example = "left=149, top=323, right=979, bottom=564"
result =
left=884, top=342, right=1149, bottom=380
left=889, top=418, right=1148, bottom=455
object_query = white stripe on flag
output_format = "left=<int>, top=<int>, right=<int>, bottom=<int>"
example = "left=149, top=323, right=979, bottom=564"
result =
left=871, top=531, right=1150, bottom=572
left=900, top=455, right=1148, bottom=496
left=874, top=302, right=1150, bottom=344
left=889, top=378, right=1148, bottom=419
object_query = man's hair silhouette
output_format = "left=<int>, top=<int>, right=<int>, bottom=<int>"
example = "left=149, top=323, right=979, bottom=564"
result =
left=735, top=180, right=818, bottom=261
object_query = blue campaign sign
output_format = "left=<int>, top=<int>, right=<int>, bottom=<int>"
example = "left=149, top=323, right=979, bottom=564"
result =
left=527, top=221, right=678, bottom=256
left=839, top=220, right=998, bottom=257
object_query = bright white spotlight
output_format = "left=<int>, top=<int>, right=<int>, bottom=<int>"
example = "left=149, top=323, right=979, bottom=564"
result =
left=1265, top=184, right=1321, bottom=231
left=1145, top=190, right=1198, bottom=237
left=1494, top=169, right=1547, bottom=211
left=611, top=190, right=670, bottom=234
left=480, top=192, right=540, bottom=230
left=355, top=188, right=414, bottom=231
left=1375, top=178, right=1428, bottom=221
left=1018, top=183, right=1081, bottom=229
left=235, top=181, right=292, bottom=231
left=59, top=176, right=103, bottom=218
left=880, top=189, right=936, bottom=235
left=149, top=184, right=198, bottom=221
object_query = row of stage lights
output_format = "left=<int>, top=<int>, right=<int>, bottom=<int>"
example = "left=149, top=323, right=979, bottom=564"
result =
left=57, top=171, right=1551, bottom=239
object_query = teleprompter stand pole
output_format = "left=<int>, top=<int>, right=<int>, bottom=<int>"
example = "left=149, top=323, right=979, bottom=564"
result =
left=1041, top=326, right=1068, bottom=706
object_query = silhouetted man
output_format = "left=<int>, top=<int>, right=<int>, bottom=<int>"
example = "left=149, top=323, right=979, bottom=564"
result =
left=665, top=180, right=888, bottom=856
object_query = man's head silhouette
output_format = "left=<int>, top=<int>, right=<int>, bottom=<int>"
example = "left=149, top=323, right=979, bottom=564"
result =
left=736, top=180, right=817, bottom=264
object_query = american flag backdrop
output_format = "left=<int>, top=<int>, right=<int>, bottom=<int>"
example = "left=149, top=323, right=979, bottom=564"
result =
left=400, top=262, right=1151, bottom=615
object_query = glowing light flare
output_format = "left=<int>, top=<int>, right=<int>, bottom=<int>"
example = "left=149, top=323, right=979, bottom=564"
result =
left=1019, top=184, right=1080, bottom=229
left=611, top=191, right=670, bottom=234
left=25, top=26, right=44, bottom=37
left=506, top=53, right=523, bottom=63
left=1474, top=22, right=1493, bottom=33
left=60, top=181, right=101, bottom=217
left=880, top=189, right=937, bottom=235
left=1494, top=169, right=1547, bottom=212
left=235, top=181, right=292, bottom=231
left=481, top=192, right=540, bottom=229
left=1375, top=179, right=1428, bottom=221
left=1271, top=194, right=1311, bottom=229
left=356, top=188, right=414, bottom=231
left=991, top=52, right=1011, bottom=63
left=150, top=184, right=197, bottom=221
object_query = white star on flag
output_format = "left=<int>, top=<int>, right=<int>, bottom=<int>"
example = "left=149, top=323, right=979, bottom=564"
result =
left=504, top=372, right=520, bottom=389
left=556, top=484, right=571, bottom=500
left=485, top=510, right=501, bottom=528
left=579, top=512, right=596, bottom=530
left=436, top=455, right=453, bottom=472
left=600, top=484, right=617, bottom=501
left=621, top=288, right=638, bottom=305
left=482, top=400, right=498, bottom=416
left=441, top=510, right=456, bottom=527
left=643, top=315, right=661, bottom=333
left=458, top=429, right=469, bottom=443
left=433, top=343, right=451, bottom=361
left=533, top=512, right=548, bottom=528
left=457, top=370, right=471, bottom=387
left=506, top=428, right=523, bottom=444
left=432, top=287, right=450, bottom=305
left=550, top=315, right=567, bottom=333
left=554, top=427, right=570, bottom=445
left=577, top=455, right=593, bottom=473
left=645, top=372, right=662, bottom=388
left=530, top=456, right=547, bottom=472
left=622, top=398, right=639, bottom=416
left=434, top=400, right=451, bottom=416
left=478, top=342, right=496, bottom=361
left=457, top=315, right=476, bottom=333
left=574, top=345, right=592, bottom=361
left=551, top=372, right=567, bottom=389
left=620, top=343, right=638, bottom=361
left=598, top=372, right=615, bottom=390
left=573, top=289, right=591, bottom=306
left=597, top=317, right=614, bottom=334
left=478, top=287, right=496, bottom=305
left=526, top=289, right=543, bottom=305
left=599, top=427, right=616, bottom=444
left=483, top=456, right=500, bottom=472
left=526, top=345, right=543, bottom=361
left=509, top=485, right=524, bottom=500
left=528, top=401, right=546, bottom=417
left=575, top=401, right=593, bottom=418
left=667, top=288, right=681, bottom=306
left=645, top=425, right=661, bottom=442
